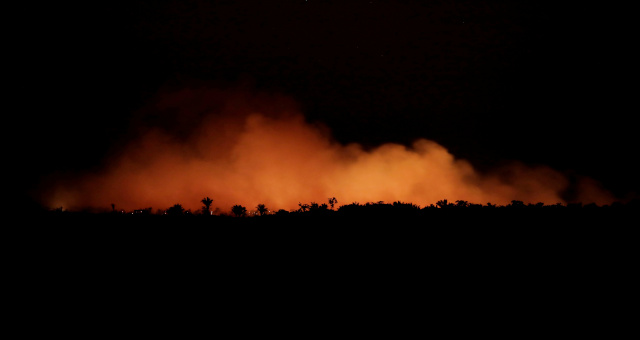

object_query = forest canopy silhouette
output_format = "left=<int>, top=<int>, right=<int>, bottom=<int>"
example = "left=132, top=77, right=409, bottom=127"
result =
left=41, top=86, right=615, bottom=213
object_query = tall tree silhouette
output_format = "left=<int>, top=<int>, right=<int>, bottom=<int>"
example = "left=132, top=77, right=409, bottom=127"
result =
left=256, top=204, right=268, bottom=216
left=201, top=197, right=214, bottom=215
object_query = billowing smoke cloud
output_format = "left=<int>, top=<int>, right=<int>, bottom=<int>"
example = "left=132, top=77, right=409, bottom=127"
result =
left=43, top=87, right=615, bottom=212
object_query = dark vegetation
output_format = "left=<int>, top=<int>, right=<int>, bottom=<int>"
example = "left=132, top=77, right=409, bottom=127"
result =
left=31, top=197, right=639, bottom=229
left=16, top=195, right=638, bottom=328
left=22, top=197, right=639, bottom=273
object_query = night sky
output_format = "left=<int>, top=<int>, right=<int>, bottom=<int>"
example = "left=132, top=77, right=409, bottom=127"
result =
left=12, top=1, right=639, bottom=208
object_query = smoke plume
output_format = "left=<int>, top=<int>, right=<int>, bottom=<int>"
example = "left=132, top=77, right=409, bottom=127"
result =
left=43, top=87, right=614, bottom=212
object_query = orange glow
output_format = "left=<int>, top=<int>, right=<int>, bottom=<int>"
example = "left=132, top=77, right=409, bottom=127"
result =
left=43, top=88, right=615, bottom=212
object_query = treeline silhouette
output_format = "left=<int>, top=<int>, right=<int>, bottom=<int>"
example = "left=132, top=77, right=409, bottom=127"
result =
left=19, top=195, right=639, bottom=304
left=38, top=196, right=639, bottom=228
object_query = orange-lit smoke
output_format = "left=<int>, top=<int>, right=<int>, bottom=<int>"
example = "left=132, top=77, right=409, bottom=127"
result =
left=43, top=87, right=615, bottom=212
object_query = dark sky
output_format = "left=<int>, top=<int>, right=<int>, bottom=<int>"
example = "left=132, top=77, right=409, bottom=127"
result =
left=12, top=1, right=639, bottom=202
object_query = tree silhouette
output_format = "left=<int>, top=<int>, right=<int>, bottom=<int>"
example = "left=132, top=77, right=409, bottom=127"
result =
left=232, top=205, right=247, bottom=217
left=509, top=200, right=525, bottom=208
left=328, top=197, right=338, bottom=210
left=201, top=197, right=214, bottom=215
left=455, top=200, right=469, bottom=208
left=308, top=202, right=329, bottom=213
left=256, top=204, right=268, bottom=216
left=167, top=204, right=185, bottom=216
left=298, top=202, right=309, bottom=212
left=436, top=199, right=453, bottom=209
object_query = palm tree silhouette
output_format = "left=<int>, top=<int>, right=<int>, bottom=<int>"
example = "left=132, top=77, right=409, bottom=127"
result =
left=256, top=204, right=268, bottom=216
left=201, top=197, right=214, bottom=214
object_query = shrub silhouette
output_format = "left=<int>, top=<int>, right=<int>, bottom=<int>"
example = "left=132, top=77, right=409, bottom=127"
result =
left=167, top=204, right=185, bottom=216
left=508, top=200, right=526, bottom=208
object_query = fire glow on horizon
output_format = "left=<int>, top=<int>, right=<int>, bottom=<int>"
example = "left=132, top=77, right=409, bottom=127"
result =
left=43, top=87, right=614, bottom=212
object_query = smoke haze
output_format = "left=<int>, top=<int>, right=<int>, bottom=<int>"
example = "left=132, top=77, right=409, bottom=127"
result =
left=43, top=87, right=615, bottom=213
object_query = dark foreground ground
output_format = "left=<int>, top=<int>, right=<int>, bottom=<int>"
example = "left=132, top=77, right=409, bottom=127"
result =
left=7, top=205, right=638, bottom=336
left=13, top=204, right=638, bottom=274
